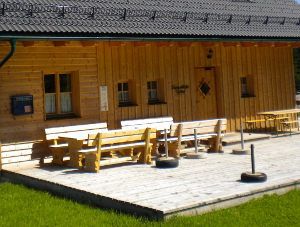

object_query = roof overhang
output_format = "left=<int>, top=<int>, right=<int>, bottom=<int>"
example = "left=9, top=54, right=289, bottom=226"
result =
left=1, top=32, right=300, bottom=43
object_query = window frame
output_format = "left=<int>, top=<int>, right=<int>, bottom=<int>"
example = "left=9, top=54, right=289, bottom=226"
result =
left=43, top=71, right=81, bottom=120
left=117, top=80, right=138, bottom=107
left=240, top=75, right=256, bottom=98
left=147, top=78, right=167, bottom=105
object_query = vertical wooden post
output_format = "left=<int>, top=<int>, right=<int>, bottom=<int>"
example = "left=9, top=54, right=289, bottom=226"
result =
left=0, top=128, right=2, bottom=171
left=215, top=119, right=222, bottom=152
left=143, top=128, right=152, bottom=164
left=96, top=133, right=103, bottom=172
left=176, top=124, right=183, bottom=157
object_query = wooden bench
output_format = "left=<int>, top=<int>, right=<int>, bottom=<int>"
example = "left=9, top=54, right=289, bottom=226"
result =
left=45, top=122, right=107, bottom=165
left=121, top=116, right=174, bottom=155
left=157, top=118, right=227, bottom=158
left=279, top=120, right=300, bottom=135
left=77, top=127, right=156, bottom=172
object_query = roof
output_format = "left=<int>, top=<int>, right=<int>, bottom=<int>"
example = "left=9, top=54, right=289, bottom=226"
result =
left=2, top=0, right=300, bottom=40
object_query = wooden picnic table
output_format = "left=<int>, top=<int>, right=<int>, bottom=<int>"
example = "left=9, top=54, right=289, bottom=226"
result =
left=257, top=109, right=300, bottom=135
left=58, top=132, right=92, bottom=169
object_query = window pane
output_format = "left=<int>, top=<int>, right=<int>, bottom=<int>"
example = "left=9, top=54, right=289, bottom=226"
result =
left=152, top=81, right=157, bottom=89
left=240, top=77, right=247, bottom=85
left=60, top=93, right=72, bottom=113
left=44, top=74, right=55, bottom=93
left=123, top=83, right=129, bottom=91
left=148, top=91, right=151, bottom=99
left=60, top=74, right=72, bottom=92
left=123, top=91, right=129, bottom=101
left=147, top=82, right=151, bottom=90
left=151, top=90, right=158, bottom=99
left=118, top=92, right=123, bottom=101
left=241, top=85, right=248, bottom=94
left=45, top=94, right=56, bottom=114
left=118, top=83, right=122, bottom=91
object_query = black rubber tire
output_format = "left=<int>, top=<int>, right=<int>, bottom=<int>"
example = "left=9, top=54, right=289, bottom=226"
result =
left=155, top=157, right=179, bottom=168
left=241, top=172, right=267, bottom=182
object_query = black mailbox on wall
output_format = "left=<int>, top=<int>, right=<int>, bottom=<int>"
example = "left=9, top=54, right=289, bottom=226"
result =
left=12, top=95, right=34, bottom=116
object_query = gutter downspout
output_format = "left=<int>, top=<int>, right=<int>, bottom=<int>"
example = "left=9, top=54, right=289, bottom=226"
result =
left=0, top=39, right=17, bottom=170
left=0, top=39, right=17, bottom=68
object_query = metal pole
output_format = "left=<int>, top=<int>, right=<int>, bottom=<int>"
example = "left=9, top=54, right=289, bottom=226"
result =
left=164, top=129, right=168, bottom=158
left=194, top=129, right=198, bottom=154
left=251, top=144, right=255, bottom=174
left=240, top=125, right=244, bottom=150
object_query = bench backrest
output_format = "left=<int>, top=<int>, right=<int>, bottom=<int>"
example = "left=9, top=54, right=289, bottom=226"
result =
left=121, top=116, right=173, bottom=131
left=170, top=118, right=227, bottom=137
left=87, top=128, right=157, bottom=147
left=45, top=122, right=108, bottom=141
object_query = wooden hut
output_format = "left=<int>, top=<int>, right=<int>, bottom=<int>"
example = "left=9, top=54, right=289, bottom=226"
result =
left=1, top=0, right=300, bottom=168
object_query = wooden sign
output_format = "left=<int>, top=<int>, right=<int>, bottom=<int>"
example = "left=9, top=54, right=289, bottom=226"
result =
left=100, top=86, right=108, bottom=111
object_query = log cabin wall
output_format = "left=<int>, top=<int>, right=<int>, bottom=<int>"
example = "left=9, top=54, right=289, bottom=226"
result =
left=0, top=40, right=296, bottom=166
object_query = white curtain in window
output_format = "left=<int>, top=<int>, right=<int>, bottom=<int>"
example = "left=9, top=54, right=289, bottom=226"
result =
left=60, top=93, right=72, bottom=113
left=45, top=94, right=56, bottom=114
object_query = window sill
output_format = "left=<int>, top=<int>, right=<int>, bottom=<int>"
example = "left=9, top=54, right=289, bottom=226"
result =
left=118, top=103, right=138, bottom=107
left=45, top=115, right=82, bottom=121
left=241, top=94, right=256, bottom=98
left=148, top=101, right=167, bottom=105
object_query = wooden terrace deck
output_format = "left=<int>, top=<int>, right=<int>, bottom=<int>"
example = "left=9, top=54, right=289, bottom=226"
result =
left=1, top=132, right=299, bottom=219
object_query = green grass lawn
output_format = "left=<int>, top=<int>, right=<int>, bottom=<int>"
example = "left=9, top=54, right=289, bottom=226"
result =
left=0, top=182, right=299, bottom=227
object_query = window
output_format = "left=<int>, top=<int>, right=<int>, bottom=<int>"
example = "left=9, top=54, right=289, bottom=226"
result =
left=118, top=80, right=137, bottom=107
left=118, top=82, right=130, bottom=103
left=147, top=81, right=158, bottom=102
left=44, top=72, right=80, bottom=119
left=147, top=79, right=166, bottom=105
left=240, top=77, right=248, bottom=95
left=240, top=75, right=255, bottom=98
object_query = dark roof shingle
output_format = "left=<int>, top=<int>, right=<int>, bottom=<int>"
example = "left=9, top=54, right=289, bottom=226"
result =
left=2, top=0, right=300, bottom=39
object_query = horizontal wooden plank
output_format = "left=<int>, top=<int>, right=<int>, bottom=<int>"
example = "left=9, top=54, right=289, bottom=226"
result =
left=121, top=116, right=173, bottom=126
left=79, top=142, right=150, bottom=153
left=170, top=126, right=226, bottom=136
left=45, top=122, right=107, bottom=134
left=122, top=122, right=172, bottom=130
left=2, top=149, right=33, bottom=157
left=50, top=128, right=108, bottom=140
left=171, top=118, right=227, bottom=130
left=1, top=141, right=43, bottom=152
left=101, top=128, right=156, bottom=138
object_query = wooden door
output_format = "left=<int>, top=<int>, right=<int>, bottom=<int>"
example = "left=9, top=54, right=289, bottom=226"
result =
left=195, top=67, right=218, bottom=120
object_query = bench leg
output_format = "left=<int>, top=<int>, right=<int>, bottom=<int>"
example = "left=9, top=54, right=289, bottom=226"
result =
left=84, top=153, right=99, bottom=173
left=51, top=147, right=68, bottom=165
left=136, top=147, right=152, bottom=164
left=67, top=140, right=84, bottom=169
left=207, top=137, right=223, bottom=153
left=167, top=142, right=180, bottom=158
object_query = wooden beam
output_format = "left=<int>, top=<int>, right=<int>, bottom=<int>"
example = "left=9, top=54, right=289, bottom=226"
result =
left=81, top=41, right=95, bottom=47
left=53, top=41, right=70, bottom=47
left=134, top=42, right=150, bottom=47
left=157, top=42, right=171, bottom=47
left=178, top=42, right=193, bottom=47
left=275, top=43, right=290, bottom=47
left=201, top=42, right=215, bottom=48
left=223, top=42, right=238, bottom=47
left=241, top=42, right=257, bottom=47
left=109, top=41, right=126, bottom=47
left=257, top=42, right=274, bottom=47
left=23, top=41, right=35, bottom=47
left=290, top=43, right=300, bottom=48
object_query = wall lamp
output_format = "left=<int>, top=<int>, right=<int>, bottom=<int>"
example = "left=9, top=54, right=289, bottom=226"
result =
left=207, top=49, right=213, bottom=59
